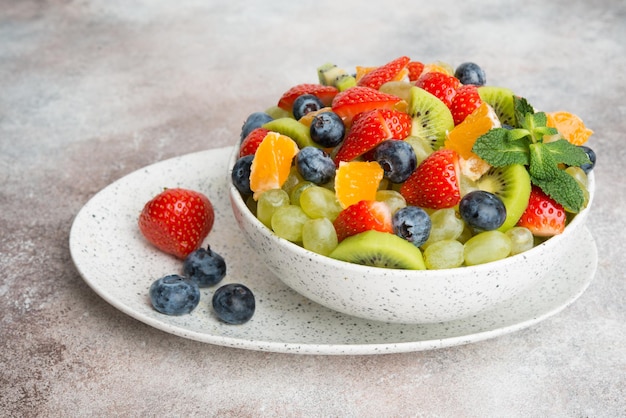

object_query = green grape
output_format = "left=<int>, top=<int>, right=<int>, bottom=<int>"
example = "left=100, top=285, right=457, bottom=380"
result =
left=270, top=205, right=310, bottom=242
left=424, top=239, right=464, bottom=270
left=404, top=135, right=434, bottom=165
left=376, top=190, right=407, bottom=214
left=421, top=208, right=464, bottom=248
left=289, top=181, right=315, bottom=206
left=302, top=217, right=339, bottom=256
left=299, top=186, right=342, bottom=221
left=506, top=226, right=534, bottom=255
left=282, top=166, right=305, bottom=196
left=256, top=189, right=290, bottom=228
left=565, top=166, right=590, bottom=211
left=463, top=230, right=512, bottom=266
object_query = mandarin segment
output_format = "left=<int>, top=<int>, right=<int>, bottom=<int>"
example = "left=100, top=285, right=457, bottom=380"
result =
left=249, top=132, right=299, bottom=200
left=546, top=111, right=593, bottom=146
left=334, top=161, right=384, bottom=208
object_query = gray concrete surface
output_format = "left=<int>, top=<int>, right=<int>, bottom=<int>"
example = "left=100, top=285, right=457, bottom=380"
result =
left=1, top=0, right=625, bottom=416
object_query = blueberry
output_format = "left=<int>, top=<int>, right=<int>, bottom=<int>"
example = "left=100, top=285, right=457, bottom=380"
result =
left=240, top=112, right=273, bottom=141
left=309, top=111, right=345, bottom=147
left=149, top=275, right=200, bottom=316
left=392, top=206, right=432, bottom=248
left=373, top=140, right=417, bottom=183
left=454, top=62, right=486, bottom=86
left=183, top=245, right=227, bottom=288
left=459, top=190, right=506, bottom=231
left=295, top=146, right=336, bottom=185
left=212, top=283, right=255, bottom=324
left=578, top=145, right=596, bottom=173
left=292, top=94, right=324, bottom=120
left=231, top=155, right=254, bottom=195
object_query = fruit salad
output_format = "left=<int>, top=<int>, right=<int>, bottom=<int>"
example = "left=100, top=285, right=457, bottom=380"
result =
left=231, top=56, right=596, bottom=270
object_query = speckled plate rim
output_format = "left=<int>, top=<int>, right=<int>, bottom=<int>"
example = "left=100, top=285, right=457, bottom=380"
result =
left=69, top=146, right=598, bottom=355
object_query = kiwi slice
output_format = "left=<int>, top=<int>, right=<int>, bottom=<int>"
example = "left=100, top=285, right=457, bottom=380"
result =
left=317, top=62, right=347, bottom=86
left=476, top=164, right=531, bottom=231
left=264, top=105, right=292, bottom=120
left=408, top=86, right=454, bottom=150
left=334, top=74, right=356, bottom=91
left=262, top=118, right=317, bottom=149
left=329, top=230, right=426, bottom=270
left=477, top=86, right=516, bottom=126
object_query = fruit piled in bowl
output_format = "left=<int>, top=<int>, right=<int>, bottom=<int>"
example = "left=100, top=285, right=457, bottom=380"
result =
left=231, top=56, right=595, bottom=271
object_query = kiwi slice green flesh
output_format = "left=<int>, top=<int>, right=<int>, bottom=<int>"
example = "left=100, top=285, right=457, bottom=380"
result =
left=476, top=164, right=531, bottom=231
left=262, top=118, right=316, bottom=149
left=408, top=86, right=454, bottom=150
left=477, top=86, right=516, bottom=126
left=329, top=230, right=426, bottom=270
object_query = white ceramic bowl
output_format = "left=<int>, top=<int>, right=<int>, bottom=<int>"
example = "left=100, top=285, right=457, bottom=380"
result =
left=228, top=148, right=595, bottom=324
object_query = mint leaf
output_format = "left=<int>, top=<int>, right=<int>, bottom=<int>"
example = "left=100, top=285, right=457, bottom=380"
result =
left=514, top=96, right=534, bottom=127
left=532, top=170, right=584, bottom=212
left=532, top=111, right=548, bottom=128
left=528, top=143, right=559, bottom=180
left=544, top=139, right=591, bottom=166
left=472, top=128, right=530, bottom=167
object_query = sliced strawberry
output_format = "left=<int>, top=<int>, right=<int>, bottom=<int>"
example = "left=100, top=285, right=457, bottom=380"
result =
left=333, top=200, right=393, bottom=242
left=239, top=127, right=270, bottom=157
left=379, top=108, right=412, bottom=139
left=450, top=85, right=482, bottom=125
left=331, top=86, right=402, bottom=125
left=517, top=186, right=566, bottom=236
left=407, top=61, right=425, bottom=81
left=357, top=56, right=410, bottom=90
left=400, top=149, right=461, bottom=209
left=415, top=72, right=460, bottom=108
left=277, top=83, right=338, bottom=111
left=333, top=109, right=389, bottom=163
left=138, top=188, right=215, bottom=259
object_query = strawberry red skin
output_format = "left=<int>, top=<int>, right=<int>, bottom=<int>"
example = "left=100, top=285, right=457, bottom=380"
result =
left=450, top=85, right=482, bottom=125
left=517, top=186, right=566, bottom=236
left=357, top=56, right=410, bottom=90
left=138, top=188, right=215, bottom=259
left=334, top=110, right=389, bottom=164
left=415, top=72, right=460, bottom=107
left=277, top=83, right=338, bottom=110
left=400, top=149, right=461, bottom=209
left=379, top=108, right=412, bottom=139
left=331, top=86, right=402, bottom=125
left=333, top=200, right=393, bottom=242
left=407, top=61, right=425, bottom=81
left=239, top=127, right=269, bottom=157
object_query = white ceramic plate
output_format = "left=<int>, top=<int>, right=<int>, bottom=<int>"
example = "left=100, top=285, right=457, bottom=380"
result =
left=69, top=147, right=598, bottom=355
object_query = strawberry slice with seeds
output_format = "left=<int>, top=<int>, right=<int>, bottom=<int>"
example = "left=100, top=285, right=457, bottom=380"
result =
left=400, top=149, right=461, bottom=209
left=333, top=200, right=393, bottom=242
left=138, top=188, right=215, bottom=259
left=239, top=127, right=270, bottom=157
left=415, top=71, right=460, bottom=108
left=517, top=186, right=566, bottom=236
left=357, top=56, right=411, bottom=90
left=333, top=109, right=390, bottom=164
left=277, top=83, right=338, bottom=111
left=407, top=61, right=425, bottom=81
left=331, top=86, right=402, bottom=125
left=450, top=85, right=482, bottom=125
left=379, top=108, right=412, bottom=139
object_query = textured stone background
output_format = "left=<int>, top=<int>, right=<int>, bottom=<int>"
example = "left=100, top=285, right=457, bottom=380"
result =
left=1, top=0, right=625, bottom=416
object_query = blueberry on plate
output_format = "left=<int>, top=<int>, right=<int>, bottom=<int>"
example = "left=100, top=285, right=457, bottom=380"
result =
left=212, top=283, right=255, bottom=324
left=309, top=111, right=345, bottom=147
left=292, top=94, right=324, bottom=120
left=149, top=275, right=200, bottom=316
left=392, top=206, right=432, bottom=248
left=459, top=190, right=506, bottom=231
left=183, top=245, right=227, bottom=287
left=454, top=62, right=486, bottom=86
left=231, top=154, right=254, bottom=196
left=295, top=146, right=336, bottom=185
left=240, top=112, right=273, bottom=141
left=373, top=140, right=417, bottom=183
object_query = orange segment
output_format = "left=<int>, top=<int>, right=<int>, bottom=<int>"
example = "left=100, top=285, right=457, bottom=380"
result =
left=444, top=102, right=500, bottom=159
left=335, top=161, right=384, bottom=208
left=546, top=111, right=593, bottom=145
left=249, top=132, right=299, bottom=200
left=355, top=66, right=376, bottom=82
left=422, top=61, right=454, bottom=76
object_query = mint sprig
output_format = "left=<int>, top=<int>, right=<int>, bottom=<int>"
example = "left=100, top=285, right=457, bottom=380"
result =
left=472, top=96, right=591, bottom=212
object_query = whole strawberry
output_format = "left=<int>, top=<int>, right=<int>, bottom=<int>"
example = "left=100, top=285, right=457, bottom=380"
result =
left=400, top=149, right=461, bottom=209
left=139, top=188, right=215, bottom=259
left=415, top=71, right=460, bottom=108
